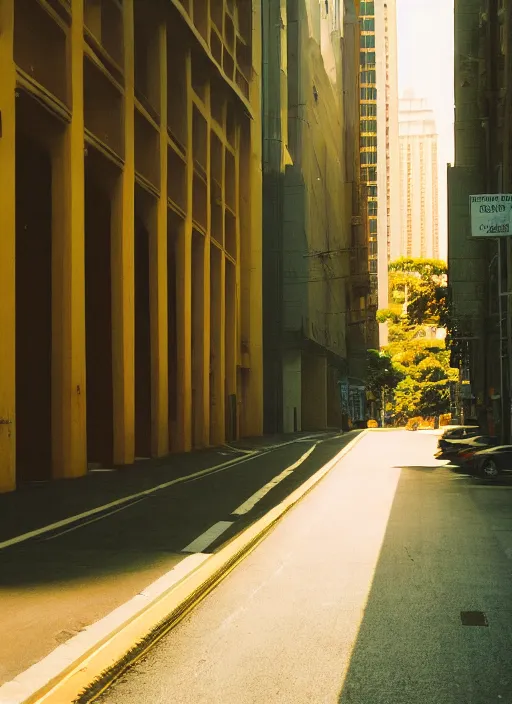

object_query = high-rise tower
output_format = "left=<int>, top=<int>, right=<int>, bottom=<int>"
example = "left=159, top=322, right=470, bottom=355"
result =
left=359, top=0, right=400, bottom=344
left=398, top=92, right=440, bottom=259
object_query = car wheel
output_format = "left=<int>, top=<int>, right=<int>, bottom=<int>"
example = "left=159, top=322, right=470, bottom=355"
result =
left=481, top=459, right=499, bottom=478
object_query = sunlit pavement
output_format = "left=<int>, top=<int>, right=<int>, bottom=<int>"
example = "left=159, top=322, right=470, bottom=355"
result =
left=97, top=430, right=512, bottom=704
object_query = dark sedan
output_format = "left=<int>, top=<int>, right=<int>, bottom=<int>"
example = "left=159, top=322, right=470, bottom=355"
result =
left=468, top=445, right=512, bottom=478
left=435, top=435, right=498, bottom=461
left=440, top=425, right=480, bottom=441
left=436, top=426, right=481, bottom=454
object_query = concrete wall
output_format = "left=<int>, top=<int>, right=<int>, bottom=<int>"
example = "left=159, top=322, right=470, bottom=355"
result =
left=449, top=0, right=497, bottom=431
left=263, top=0, right=360, bottom=432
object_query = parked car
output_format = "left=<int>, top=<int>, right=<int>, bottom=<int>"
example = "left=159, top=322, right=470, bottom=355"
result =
left=435, top=435, right=498, bottom=461
left=436, top=426, right=481, bottom=454
left=450, top=436, right=500, bottom=466
left=440, top=425, right=480, bottom=441
left=467, top=445, right=512, bottom=478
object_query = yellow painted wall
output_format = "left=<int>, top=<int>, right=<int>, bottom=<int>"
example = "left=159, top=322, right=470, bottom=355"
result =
left=0, top=0, right=16, bottom=492
left=0, top=0, right=263, bottom=492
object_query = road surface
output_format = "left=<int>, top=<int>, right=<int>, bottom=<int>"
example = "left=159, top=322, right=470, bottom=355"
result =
left=0, top=431, right=356, bottom=683
left=97, top=430, right=512, bottom=704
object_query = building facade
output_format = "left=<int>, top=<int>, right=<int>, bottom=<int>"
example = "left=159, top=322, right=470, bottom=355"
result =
left=398, top=93, right=440, bottom=259
left=448, top=0, right=512, bottom=438
left=358, top=0, right=400, bottom=344
left=262, top=0, right=371, bottom=434
left=0, top=0, right=263, bottom=492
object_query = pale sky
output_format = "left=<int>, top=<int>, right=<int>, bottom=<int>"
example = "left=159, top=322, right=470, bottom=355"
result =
left=396, top=0, right=454, bottom=260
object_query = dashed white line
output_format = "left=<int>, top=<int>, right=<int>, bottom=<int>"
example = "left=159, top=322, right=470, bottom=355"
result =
left=0, top=434, right=329, bottom=551
left=233, top=443, right=319, bottom=516
left=43, top=499, right=145, bottom=541
left=181, top=441, right=322, bottom=552
left=182, top=521, right=235, bottom=553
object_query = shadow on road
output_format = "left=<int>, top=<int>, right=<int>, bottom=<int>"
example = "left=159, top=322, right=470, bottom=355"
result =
left=0, top=433, right=358, bottom=684
left=337, top=466, right=512, bottom=703
left=0, top=435, right=358, bottom=589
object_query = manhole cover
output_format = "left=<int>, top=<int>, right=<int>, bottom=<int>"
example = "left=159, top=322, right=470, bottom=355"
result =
left=460, top=611, right=488, bottom=627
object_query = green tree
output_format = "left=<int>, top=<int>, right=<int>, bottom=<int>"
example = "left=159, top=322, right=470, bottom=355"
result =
left=372, top=257, right=455, bottom=424
left=366, top=349, right=403, bottom=400
left=387, top=257, right=448, bottom=327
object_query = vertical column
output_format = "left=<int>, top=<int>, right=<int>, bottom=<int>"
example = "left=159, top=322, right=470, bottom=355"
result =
left=149, top=20, right=169, bottom=457
left=51, top=0, right=87, bottom=478
left=191, top=88, right=210, bottom=448
left=210, top=249, right=226, bottom=445
left=244, top=0, right=264, bottom=436
left=111, top=0, right=136, bottom=464
left=235, top=128, right=242, bottom=369
left=192, top=238, right=210, bottom=447
left=0, top=0, right=16, bottom=492
left=174, top=52, right=193, bottom=452
left=225, top=262, right=237, bottom=439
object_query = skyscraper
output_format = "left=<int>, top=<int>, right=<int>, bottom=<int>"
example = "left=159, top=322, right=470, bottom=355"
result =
left=359, top=0, right=400, bottom=343
left=398, top=92, right=440, bottom=259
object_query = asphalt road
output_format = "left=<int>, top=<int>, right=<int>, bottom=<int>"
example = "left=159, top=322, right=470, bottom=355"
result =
left=97, top=430, right=512, bottom=704
left=0, top=431, right=356, bottom=683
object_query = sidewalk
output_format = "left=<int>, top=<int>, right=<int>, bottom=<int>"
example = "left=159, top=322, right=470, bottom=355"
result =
left=0, top=430, right=349, bottom=690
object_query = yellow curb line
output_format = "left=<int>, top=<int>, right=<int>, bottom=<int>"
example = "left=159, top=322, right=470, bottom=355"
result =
left=24, top=430, right=367, bottom=704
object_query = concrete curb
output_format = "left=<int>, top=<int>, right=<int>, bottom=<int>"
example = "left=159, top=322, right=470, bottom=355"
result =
left=0, top=430, right=367, bottom=704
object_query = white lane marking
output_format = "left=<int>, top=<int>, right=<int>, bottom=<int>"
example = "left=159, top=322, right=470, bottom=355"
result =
left=223, top=444, right=254, bottom=455
left=233, top=443, right=319, bottom=516
left=43, top=499, right=145, bottom=541
left=182, top=521, right=235, bottom=553
left=0, top=434, right=330, bottom=552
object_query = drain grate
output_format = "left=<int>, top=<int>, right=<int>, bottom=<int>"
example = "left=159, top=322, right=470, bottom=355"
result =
left=460, top=611, right=488, bottom=627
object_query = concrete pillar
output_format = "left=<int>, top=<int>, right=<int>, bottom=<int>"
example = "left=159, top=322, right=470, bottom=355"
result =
left=174, top=51, right=193, bottom=452
left=192, top=236, right=210, bottom=447
left=191, top=85, right=210, bottom=449
left=210, top=249, right=226, bottom=445
left=149, top=21, right=169, bottom=457
left=240, top=0, right=264, bottom=437
left=225, top=262, right=237, bottom=439
left=282, top=350, right=302, bottom=433
left=0, top=0, right=16, bottom=492
left=51, top=0, right=87, bottom=479
left=111, top=0, right=136, bottom=465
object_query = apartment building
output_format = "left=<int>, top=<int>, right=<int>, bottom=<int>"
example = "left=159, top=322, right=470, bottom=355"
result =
left=399, top=93, right=440, bottom=259
left=262, top=0, right=371, bottom=433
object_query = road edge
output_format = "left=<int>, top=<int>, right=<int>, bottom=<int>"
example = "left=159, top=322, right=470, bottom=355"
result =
left=2, top=430, right=367, bottom=704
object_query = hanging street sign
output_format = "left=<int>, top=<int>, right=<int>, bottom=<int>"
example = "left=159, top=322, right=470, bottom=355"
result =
left=470, top=194, right=512, bottom=237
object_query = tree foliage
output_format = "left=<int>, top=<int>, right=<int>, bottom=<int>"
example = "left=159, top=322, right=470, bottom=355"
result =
left=373, top=258, right=455, bottom=422
left=366, top=349, right=403, bottom=399
left=387, top=257, right=448, bottom=327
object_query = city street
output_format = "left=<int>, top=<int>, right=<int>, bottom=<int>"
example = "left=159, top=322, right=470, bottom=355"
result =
left=0, top=431, right=356, bottom=686
left=95, top=430, right=512, bottom=704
